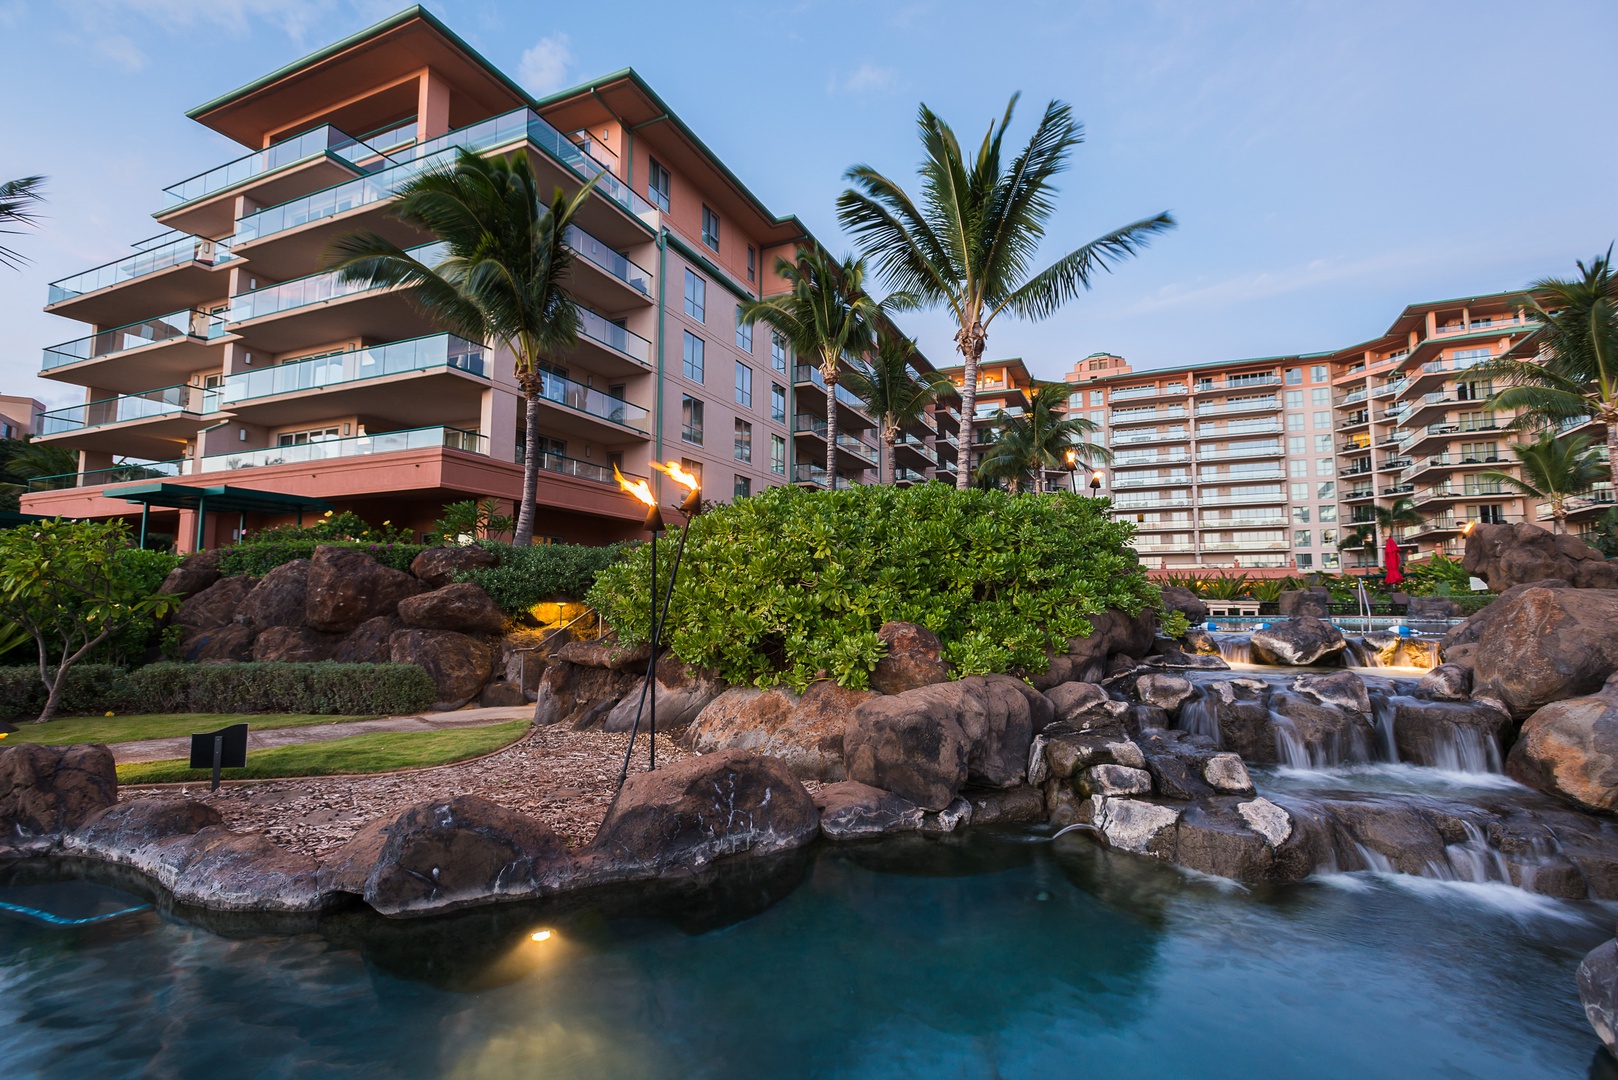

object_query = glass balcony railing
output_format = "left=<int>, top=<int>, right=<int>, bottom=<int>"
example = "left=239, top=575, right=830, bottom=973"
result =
left=227, top=243, right=447, bottom=323
left=199, top=425, right=485, bottom=473
left=162, top=125, right=396, bottom=210
left=536, top=368, right=647, bottom=431
left=48, top=234, right=232, bottom=304
left=1199, top=466, right=1288, bottom=482
left=212, top=334, right=487, bottom=408
left=43, top=309, right=227, bottom=371
left=1111, top=406, right=1187, bottom=422
left=519, top=450, right=636, bottom=486
left=25, top=458, right=190, bottom=492
left=790, top=462, right=865, bottom=486
left=574, top=305, right=651, bottom=364
left=1197, top=442, right=1282, bottom=460
left=1109, top=428, right=1188, bottom=446
left=1196, top=420, right=1282, bottom=438
left=233, top=107, right=658, bottom=247
left=793, top=365, right=869, bottom=411
left=563, top=225, right=650, bottom=293
left=1194, top=397, right=1277, bottom=416
left=1197, top=491, right=1287, bottom=506
left=1194, top=375, right=1281, bottom=392
left=1112, top=473, right=1192, bottom=488
left=37, top=383, right=207, bottom=435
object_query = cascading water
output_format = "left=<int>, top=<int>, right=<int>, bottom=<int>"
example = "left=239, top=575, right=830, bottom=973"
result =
left=1424, top=723, right=1503, bottom=773
left=1369, top=690, right=1399, bottom=762
left=1177, top=686, right=1221, bottom=743
left=1211, top=634, right=1253, bottom=665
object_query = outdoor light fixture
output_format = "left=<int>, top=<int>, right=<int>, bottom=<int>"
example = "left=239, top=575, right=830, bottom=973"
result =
left=530, top=929, right=554, bottom=942
left=1090, top=470, right=1104, bottom=496
left=1460, top=521, right=1477, bottom=536
left=1063, top=448, right=1079, bottom=493
left=613, top=461, right=702, bottom=789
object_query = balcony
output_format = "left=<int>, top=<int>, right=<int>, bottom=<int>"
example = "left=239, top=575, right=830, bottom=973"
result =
left=893, top=435, right=938, bottom=466
left=792, top=416, right=880, bottom=466
left=567, top=305, right=654, bottom=375
left=1198, top=466, right=1287, bottom=482
left=1111, top=473, right=1192, bottom=489
left=1114, top=496, right=1194, bottom=509
left=159, top=124, right=403, bottom=238
left=529, top=450, right=645, bottom=487
left=1403, top=517, right=1460, bottom=541
left=1109, top=427, right=1189, bottom=446
left=1339, top=460, right=1373, bottom=479
left=794, top=365, right=872, bottom=417
left=1196, top=491, right=1287, bottom=506
left=1338, top=410, right=1370, bottom=430
left=893, top=467, right=930, bottom=485
left=1370, top=380, right=1408, bottom=399
left=225, top=242, right=447, bottom=351
left=1200, top=538, right=1290, bottom=551
left=1433, top=315, right=1530, bottom=336
left=1378, top=456, right=1414, bottom=472
left=35, top=383, right=208, bottom=458
left=25, top=458, right=189, bottom=493
left=563, top=225, right=653, bottom=310
left=1381, top=482, right=1415, bottom=496
left=1339, top=440, right=1372, bottom=455
left=1196, top=442, right=1282, bottom=461
left=1343, top=487, right=1375, bottom=501
left=42, top=309, right=228, bottom=393
left=1114, top=450, right=1192, bottom=468
left=1194, top=396, right=1278, bottom=417
left=198, top=425, right=486, bottom=474
left=1538, top=489, right=1616, bottom=520
left=1334, top=387, right=1369, bottom=407
left=1110, top=383, right=1185, bottom=401
left=1194, top=375, right=1281, bottom=392
left=1197, top=419, right=1282, bottom=438
left=1110, top=406, right=1186, bottom=426
left=1201, top=514, right=1287, bottom=527
left=790, top=462, right=867, bottom=488
left=45, top=233, right=233, bottom=325
left=1131, top=518, right=1195, bottom=532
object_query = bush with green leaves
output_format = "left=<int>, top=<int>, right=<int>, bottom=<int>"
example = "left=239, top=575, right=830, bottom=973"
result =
left=460, top=541, right=631, bottom=616
left=427, top=499, right=515, bottom=545
left=219, top=540, right=431, bottom=575
left=588, top=485, right=1159, bottom=690
left=0, top=664, right=133, bottom=721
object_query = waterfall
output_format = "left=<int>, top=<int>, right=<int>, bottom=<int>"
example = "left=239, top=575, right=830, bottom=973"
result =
left=1425, top=723, right=1503, bottom=774
left=1177, top=687, right=1221, bottom=743
left=1370, top=691, right=1399, bottom=762
left=1430, top=821, right=1516, bottom=884
left=1212, top=635, right=1253, bottom=665
left=1341, top=638, right=1371, bottom=668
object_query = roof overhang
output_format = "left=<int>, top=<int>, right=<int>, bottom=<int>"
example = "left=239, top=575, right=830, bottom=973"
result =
left=110, top=483, right=333, bottom=515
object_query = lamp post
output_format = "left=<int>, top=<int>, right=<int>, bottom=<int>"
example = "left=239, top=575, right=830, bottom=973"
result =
left=1063, top=448, right=1079, bottom=493
left=1090, top=470, right=1104, bottom=498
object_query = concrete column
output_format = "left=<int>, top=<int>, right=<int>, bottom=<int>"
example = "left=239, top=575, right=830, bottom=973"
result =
left=418, top=70, right=452, bottom=141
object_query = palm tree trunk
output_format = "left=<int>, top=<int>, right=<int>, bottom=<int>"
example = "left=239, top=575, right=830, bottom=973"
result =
left=514, top=373, right=543, bottom=545
left=1605, top=400, right=1618, bottom=509
left=955, top=320, right=985, bottom=490
left=823, top=366, right=839, bottom=492
left=885, top=433, right=897, bottom=485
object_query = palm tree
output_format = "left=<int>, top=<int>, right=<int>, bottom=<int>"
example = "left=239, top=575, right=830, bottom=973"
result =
left=1477, top=250, right=1618, bottom=469
left=840, top=328, right=952, bottom=482
left=974, top=382, right=1108, bottom=493
left=740, top=250, right=881, bottom=489
left=837, top=95, right=1174, bottom=489
left=1480, top=430, right=1609, bottom=533
left=0, top=176, right=45, bottom=269
left=329, top=149, right=596, bottom=545
left=1338, top=496, right=1425, bottom=564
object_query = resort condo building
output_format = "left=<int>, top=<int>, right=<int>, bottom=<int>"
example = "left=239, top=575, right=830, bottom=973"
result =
left=20, top=7, right=954, bottom=550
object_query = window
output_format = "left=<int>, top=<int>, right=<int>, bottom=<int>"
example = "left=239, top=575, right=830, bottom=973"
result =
left=747, top=246, right=756, bottom=282
left=735, top=306, right=753, bottom=351
left=1290, top=482, right=1309, bottom=500
left=684, top=270, right=705, bottom=321
left=734, top=474, right=751, bottom=499
left=1285, top=368, right=1302, bottom=385
left=1288, top=436, right=1305, bottom=455
left=1314, top=434, right=1333, bottom=453
left=1323, top=552, right=1340, bottom=570
left=771, top=434, right=786, bottom=474
left=1287, top=412, right=1304, bottom=431
left=771, top=384, right=786, bottom=423
left=701, top=205, right=720, bottom=251
left=1069, top=392, right=1084, bottom=410
left=1297, top=554, right=1314, bottom=570
left=278, top=426, right=340, bottom=446
left=681, top=395, right=704, bottom=444
left=1293, top=506, right=1310, bottom=523
left=1090, top=390, right=1104, bottom=406
left=1311, top=388, right=1331, bottom=406
left=1295, top=530, right=1313, bottom=548
left=683, top=332, right=705, bottom=382
left=1311, top=365, right=1329, bottom=383
left=735, top=363, right=753, bottom=408
left=1090, top=411, right=1105, bottom=426
left=1317, top=481, right=1335, bottom=499
left=1313, top=411, right=1330, bottom=429
left=771, top=334, right=787, bottom=373
left=734, top=418, right=752, bottom=462
left=1289, top=459, right=1307, bottom=477
left=1321, top=529, right=1337, bottom=546
left=648, top=159, right=671, bottom=213
left=1315, top=458, right=1333, bottom=475
left=1286, top=390, right=1303, bottom=408
left=1319, top=505, right=1337, bottom=522
left=681, top=458, right=703, bottom=486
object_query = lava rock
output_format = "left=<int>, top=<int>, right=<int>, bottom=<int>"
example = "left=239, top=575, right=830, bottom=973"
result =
left=305, top=545, right=426, bottom=632
left=158, top=826, right=326, bottom=912
left=1463, top=520, right=1618, bottom=591
left=0, top=743, right=118, bottom=851
left=682, top=681, right=864, bottom=781
left=813, top=781, right=924, bottom=839
left=159, top=549, right=223, bottom=600
left=1159, top=585, right=1209, bottom=627
left=585, top=750, right=819, bottom=876
left=532, top=657, right=639, bottom=729
left=1507, top=673, right=1618, bottom=812
left=1417, top=664, right=1473, bottom=701
left=1136, top=673, right=1194, bottom=712
left=1035, top=609, right=1157, bottom=689
left=175, top=574, right=255, bottom=655
left=870, top=621, right=952, bottom=694
left=1080, top=796, right=1182, bottom=853
left=333, top=616, right=402, bottom=664
left=251, top=624, right=340, bottom=663
left=1043, top=681, right=1123, bottom=725
left=183, top=622, right=258, bottom=663
left=389, top=629, right=493, bottom=710
left=1161, top=796, right=1316, bottom=882
left=1291, top=670, right=1370, bottom=714
left=1203, top=753, right=1255, bottom=794
left=396, top=583, right=506, bottom=634
left=1250, top=617, right=1347, bottom=666
left=410, top=544, right=500, bottom=589
left=67, top=797, right=222, bottom=858
left=1278, top=586, right=1332, bottom=619
left=1578, top=938, right=1618, bottom=1058
left=1183, top=628, right=1220, bottom=655
left=1470, top=586, right=1618, bottom=719
left=478, top=680, right=529, bottom=708
left=1043, top=725, right=1146, bottom=779
left=237, top=559, right=310, bottom=628
left=1079, top=764, right=1153, bottom=797
left=601, top=658, right=726, bottom=735
left=1393, top=698, right=1511, bottom=769
left=965, top=785, right=1048, bottom=825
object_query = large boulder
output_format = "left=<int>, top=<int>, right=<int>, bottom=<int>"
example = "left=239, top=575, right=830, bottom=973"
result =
left=389, top=629, right=493, bottom=710
left=236, top=559, right=310, bottom=628
left=584, top=750, right=819, bottom=876
left=1250, top=617, right=1346, bottom=666
left=155, top=827, right=326, bottom=912
left=813, top=781, right=925, bottom=840
left=1278, top=586, right=1332, bottom=619
left=1267, top=691, right=1375, bottom=766
left=1470, top=586, right=1618, bottom=719
left=602, top=659, right=726, bottom=735
left=1578, top=938, right=1618, bottom=1059
left=1034, top=608, right=1156, bottom=689
left=1044, top=681, right=1127, bottom=727
left=532, top=656, right=640, bottom=729
left=871, top=621, right=952, bottom=694
left=1442, top=580, right=1566, bottom=653
left=324, top=795, right=572, bottom=916
left=252, top=625, right=340, bottom=663
left=333, top=615, right=402, bottom=664
left=305, top=545, right=425, bottom=632
left=1291, top=670, right=1370, bottom=714
left=844, top=675, right=1051, bottom=811
left=1158, top=585, right=1209, bottom=628
left=1463, top=521, right=1618, bottom=591
left=410, top=544, right=500, bottom=589
left=682, top=681, right=866, bottom=781
left=396, top=583, right=506, bottom=634
left=1417, top=664, right=1472, bottom=701
left=159, top=549, right=223, bottom=600
left=183, top=622, right=258, bottom=663
left=1135, top=674, right=1194, bottom=713
left=0, top=743, right=118, bottom=852
left=1507, top=673, right=1618, bottom=812
left=1158, top=795, right=1317, bottom=883
left=174, top=574, right=254, bottom=634
left=66, top=797, right=222, bottom=860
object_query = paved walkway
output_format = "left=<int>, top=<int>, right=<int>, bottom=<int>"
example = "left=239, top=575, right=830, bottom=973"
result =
left=108, top=705, right=533, bottom=764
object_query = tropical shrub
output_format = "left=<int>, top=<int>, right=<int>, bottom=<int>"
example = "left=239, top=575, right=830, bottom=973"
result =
left=1401, top=553, right=1474, bottom=596
left=1197, top=573, right=1251, bottom=601
left=219, top=539, right=430, bottom=575
left=0, top=664, right=132, bottom=721
left=427, top=499, right=515, bottom=545
left=459, top=541, right=631, bottom=617
left=588, top=484, right=1158, bottom=690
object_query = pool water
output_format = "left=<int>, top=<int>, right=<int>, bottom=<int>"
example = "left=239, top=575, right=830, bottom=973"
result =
left=2, top=831, right=1615, bottom=1079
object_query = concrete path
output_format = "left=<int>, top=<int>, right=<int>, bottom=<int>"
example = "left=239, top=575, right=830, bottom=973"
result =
left=109, top=705, right=533, bottom=764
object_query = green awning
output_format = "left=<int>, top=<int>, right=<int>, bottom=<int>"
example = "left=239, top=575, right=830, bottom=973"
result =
left=110, top=483, right=332, bottom=515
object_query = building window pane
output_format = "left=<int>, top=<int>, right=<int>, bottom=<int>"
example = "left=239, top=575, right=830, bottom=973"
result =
left=701, top=206, right=720, bottom=251
left=771, top=434, right=786, bottom=474
left=1288, top=436, right=1305, bottom=455
left=1293, top=506, right=1310, bottom=523
left=1295, top=530, right=1312, bottom=547
left=684, top=270, right=705, bottom=321
left=1291, top=482, right=1309, bottom=500
left=1285, top=368, right=1302, bottom=385
left=734, top=418, right=752, bottom=462
left=1314, top=434, right=1332, bottom=453
left=1311, top=365, right=1328, bottom=383
left=771, top=334, right=787, bottom=373
left=1297, top=553, right=1314, bottom=569
left=1312, top=411, right=1330, bottom=429
left=1311, top=387, right=1331, bottom=405
left=1316, top=458, right=1333, bottom=475
left=1287, top=412, right=1304, bottom=431
left=1319, top=505, right=1337, bottom=522
left=747, top=246, right=756, bottom=282
left=735, top=306, right=753, bottom=351
left=734, top=474, right=751, bottom=498
left=735, top=363, right=753, bottom=408
left=1289, top=459, right=1307, bottom=477
left=1286, top=390, right=1303, bottom=408
left=648, top=159, right=671, bottom=213
left=680, top=458, right=703, bottom=486
left=771, top=384, right=786, bottom=423
left=1317, top=481, right=1335, bottom=499
left=681, top=395, right=704, bottom=444
left=683, top=332, right=705, bottom=382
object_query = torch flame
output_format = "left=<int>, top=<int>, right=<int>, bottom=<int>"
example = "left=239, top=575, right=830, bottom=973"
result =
left=614, top=464, right=656, bottom=507
left=650, top=459, right=700, bottom=493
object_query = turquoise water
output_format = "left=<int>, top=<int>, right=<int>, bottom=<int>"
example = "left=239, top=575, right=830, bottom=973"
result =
left=2, top=831, right=1614, bottom=1079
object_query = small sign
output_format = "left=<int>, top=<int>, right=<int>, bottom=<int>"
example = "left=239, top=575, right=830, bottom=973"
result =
left=188, top=724, right=248, bottom=791
left=1468, top=576, right=1489, bottom=592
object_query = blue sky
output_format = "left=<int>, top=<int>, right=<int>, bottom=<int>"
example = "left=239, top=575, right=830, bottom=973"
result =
left=2, top=0, right=1615, bottom=409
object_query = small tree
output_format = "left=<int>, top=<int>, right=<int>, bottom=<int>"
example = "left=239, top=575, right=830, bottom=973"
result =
left=0, top=520, right=174, bottom=721
left=429, top=498, right=515, bottom=545
left=840, top=328, right=952, bottom=482
left=975, top=382, right=1107, bottom=493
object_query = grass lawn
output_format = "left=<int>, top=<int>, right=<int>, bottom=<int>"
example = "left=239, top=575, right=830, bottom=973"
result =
left=3, top=713, right=382, bottom=746
left=116, top=719, right=530, bottom=784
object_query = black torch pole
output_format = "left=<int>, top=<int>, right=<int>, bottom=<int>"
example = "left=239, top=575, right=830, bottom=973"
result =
left=615, top=503, right=663, bottom=791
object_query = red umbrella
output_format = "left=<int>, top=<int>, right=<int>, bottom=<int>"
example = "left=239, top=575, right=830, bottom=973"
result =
left=1384, top=536, right=1404, bottom=585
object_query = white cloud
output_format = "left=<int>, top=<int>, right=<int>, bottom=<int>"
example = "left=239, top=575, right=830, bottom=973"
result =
left=62, top=0, right=339, bottom=71
left=518, top=33, right=572, bottom=95
left=827, top=62, right=897, bottom=96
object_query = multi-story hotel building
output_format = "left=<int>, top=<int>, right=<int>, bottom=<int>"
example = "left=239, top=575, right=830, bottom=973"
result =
left=1063, top=290, right=1600, bottom=572
left=20, top=7, right=954, bottom=550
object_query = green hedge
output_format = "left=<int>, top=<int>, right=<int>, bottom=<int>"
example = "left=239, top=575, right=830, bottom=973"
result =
left=218, top=540, right=432, bottom=575
left=0, top=662, right=436, bottom=721
left=588, top=485, right=1158, bottom=690
left=458, top=541, right=631, bottom=615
